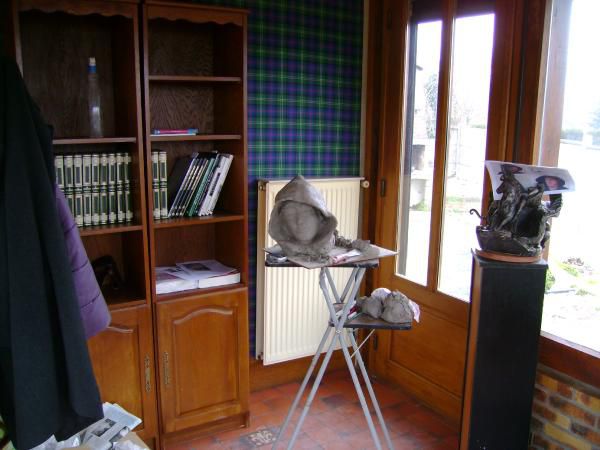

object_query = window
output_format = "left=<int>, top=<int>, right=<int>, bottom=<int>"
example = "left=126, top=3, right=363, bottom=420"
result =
left=536, top=0, right=599, bottom=352
left=397, top=9, right=495, bottom=301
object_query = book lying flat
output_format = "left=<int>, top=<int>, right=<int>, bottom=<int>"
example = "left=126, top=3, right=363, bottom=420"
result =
left=156, top=260, right=240, bottom=294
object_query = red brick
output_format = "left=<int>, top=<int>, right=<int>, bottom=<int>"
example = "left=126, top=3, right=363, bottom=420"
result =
left=536, top=387, right=549, bottom=403
left=575, top=391, right=600, bottom=414
left=571, top=422, right=600, bottom=445
left=532, top=433, right=571, bottom=450
left=549, top=395, right=596, bottom=427
left=534, top=401, right=557, bottom=421
left=531, top=416, right=545, bottom=431
left=556, top=381, right=574, bottom=400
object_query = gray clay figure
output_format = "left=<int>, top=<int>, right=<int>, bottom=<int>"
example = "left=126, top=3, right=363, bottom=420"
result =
left=357, top=295, right=383, bottom=319
left=268, top=175, right=338, bottom=260
left=381, top=291, right=414, bottom=324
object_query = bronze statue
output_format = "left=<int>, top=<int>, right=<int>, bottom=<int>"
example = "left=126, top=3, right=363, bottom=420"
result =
left=472, top=164, right=562, bottom=257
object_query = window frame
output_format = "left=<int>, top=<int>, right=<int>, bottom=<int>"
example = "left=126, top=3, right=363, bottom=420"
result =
left=364, top=0, right=600, bottom=389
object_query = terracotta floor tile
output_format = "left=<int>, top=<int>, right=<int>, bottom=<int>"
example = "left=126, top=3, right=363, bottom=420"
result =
left=167, top=370, right=458, bottom=449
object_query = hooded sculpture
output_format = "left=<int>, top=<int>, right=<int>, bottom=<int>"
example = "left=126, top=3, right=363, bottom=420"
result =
left=268, top=175, right=338, bottom=260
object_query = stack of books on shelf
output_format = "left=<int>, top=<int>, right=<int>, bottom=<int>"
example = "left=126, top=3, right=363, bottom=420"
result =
left=155, top=259, right=240, bottom=294
left=55, top=152, right=133, bottom=227
left=151, top=150, right=233, bottom=219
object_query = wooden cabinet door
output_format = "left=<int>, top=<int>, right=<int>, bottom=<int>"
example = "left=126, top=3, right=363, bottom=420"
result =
left=156, top=288, right=249, bottom=434
left=87, top=305, right=158, bottom=444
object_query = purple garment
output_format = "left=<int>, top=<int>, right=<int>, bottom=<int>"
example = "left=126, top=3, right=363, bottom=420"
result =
left=55, top=186, right=110, bottom=338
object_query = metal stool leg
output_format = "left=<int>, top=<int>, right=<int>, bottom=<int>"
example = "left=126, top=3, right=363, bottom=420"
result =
left=344, top=330, right=395, bottom=449
left=273, top=325, right=333, bottom=449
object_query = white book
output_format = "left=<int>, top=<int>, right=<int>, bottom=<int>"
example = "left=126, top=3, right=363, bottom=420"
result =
left=198, top=154, right=225, bottom=216
left=176, top=259, right=237, bottom=280
left=205, top=154, right=233, bottom=215
left=196, top=271, right=240, bottom=289
left=155, top=267, right=198, bottom=294
left=55, top=155, right=64, bottom=188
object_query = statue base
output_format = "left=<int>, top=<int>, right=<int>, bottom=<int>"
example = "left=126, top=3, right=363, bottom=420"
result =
left=474, top=248, right=541, bottom=263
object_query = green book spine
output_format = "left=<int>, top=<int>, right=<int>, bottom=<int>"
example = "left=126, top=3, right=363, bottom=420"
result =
left=92, top=187, right=100, bottom=226
left=74, top=154, right=83, bottom=188
left=83, top=187, right=92, bottom=226
left=153, top=182, right=161, bottom=220
left=64, top=155, right=74, bottom=189
left=108, top=186, right=117, bottom=224
left=117, top=188, right=125, bottom=223
left=82, top=154, right=92, bottom=188
left=64, top=187, right=75, bottom=216
left=124, top=153, right=131, bottom=184
left=158, top=151, right=168, bottom=183
left=91, top=154, right=100, bottom=186
left=100, top=154, right=109, bottom=187
left=108, top=153, right=117, bottom=187
left=151, top=151, right=160, bottom=184
left=188, top=156, right=217, bottom=216
left=55, top=155, right=64, bottom=189
left=159, top=182, right=168, bottom=219
left=116, top=153, right=125, bottom=187
left=74, top=187, right=84, bottom=227
left=125, top=184, right=133, bottom=222
left=100, top=187, right=108, bottom=225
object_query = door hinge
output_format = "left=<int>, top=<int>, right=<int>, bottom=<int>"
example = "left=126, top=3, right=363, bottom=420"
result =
left=380, top=179, right=386, bottom=197
left=373, top=333, right=379, bottom=350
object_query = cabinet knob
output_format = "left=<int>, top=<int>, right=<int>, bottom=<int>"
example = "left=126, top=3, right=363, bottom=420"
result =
left=163, top=352, right=171, bottom=387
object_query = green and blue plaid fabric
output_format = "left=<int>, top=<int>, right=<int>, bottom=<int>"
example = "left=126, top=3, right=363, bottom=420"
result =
left=200, top=0, right=363, bottom=354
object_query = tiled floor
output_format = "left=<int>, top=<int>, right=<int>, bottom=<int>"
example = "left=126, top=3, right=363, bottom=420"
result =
left=169, top=370, right=458, bottom=449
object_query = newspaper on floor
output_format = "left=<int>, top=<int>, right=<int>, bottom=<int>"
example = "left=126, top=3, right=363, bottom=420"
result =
left=78, top=403, right=142, bottom=450
left=485, top=160, right=575, bottom=200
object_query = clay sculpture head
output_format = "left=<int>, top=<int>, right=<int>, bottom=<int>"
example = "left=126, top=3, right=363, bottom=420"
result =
left=268, top=175, right=338, bottom=260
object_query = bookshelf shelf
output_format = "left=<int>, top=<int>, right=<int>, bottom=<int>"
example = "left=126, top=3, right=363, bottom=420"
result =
left=156, top=282, right=246, bottom=302
left=149, top=134, right=241, bottom=142
left=79, top=223, right=143, bottom=237
left=153, top=213, right=245, bottom=230
left=148, top=75, right=242, bottom=83
left=52, top=137, right=137, bottom=145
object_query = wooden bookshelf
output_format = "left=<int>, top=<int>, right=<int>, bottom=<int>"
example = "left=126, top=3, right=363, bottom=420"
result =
left=143, top=1, right=249, bottom=444
left=8, top=0, right=157, bottom=444
left=8, top=0, right=249, bottom=445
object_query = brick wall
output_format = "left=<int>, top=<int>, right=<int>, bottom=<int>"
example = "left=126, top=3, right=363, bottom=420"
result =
left=531, top=365, right=600, bottom=450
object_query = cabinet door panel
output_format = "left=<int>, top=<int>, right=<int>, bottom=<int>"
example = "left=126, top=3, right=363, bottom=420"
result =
left=87, top=306, right=158, bottom=443
left=157, top=288, right=249, bottom=433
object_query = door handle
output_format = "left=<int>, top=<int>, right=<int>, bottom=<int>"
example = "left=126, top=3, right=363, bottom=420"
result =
left=163, top=352, right=170, bottom=387
left=144, top=355, right=151, bottom=393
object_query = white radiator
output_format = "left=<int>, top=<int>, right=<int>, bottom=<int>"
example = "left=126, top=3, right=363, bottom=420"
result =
left=256, top=177, right=363, bottom=364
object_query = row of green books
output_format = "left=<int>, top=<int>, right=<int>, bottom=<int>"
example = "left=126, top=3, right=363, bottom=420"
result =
left=55, top=153, right=133, bottom=227
left=152, top=150, right=233, bottom=219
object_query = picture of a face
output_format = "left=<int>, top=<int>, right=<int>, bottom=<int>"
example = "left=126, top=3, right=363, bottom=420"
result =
left=544, top=176, right=561, bottom=190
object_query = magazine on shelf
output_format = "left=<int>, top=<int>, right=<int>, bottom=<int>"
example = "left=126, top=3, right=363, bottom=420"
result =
left=156, top=260, right=240, bottom=294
